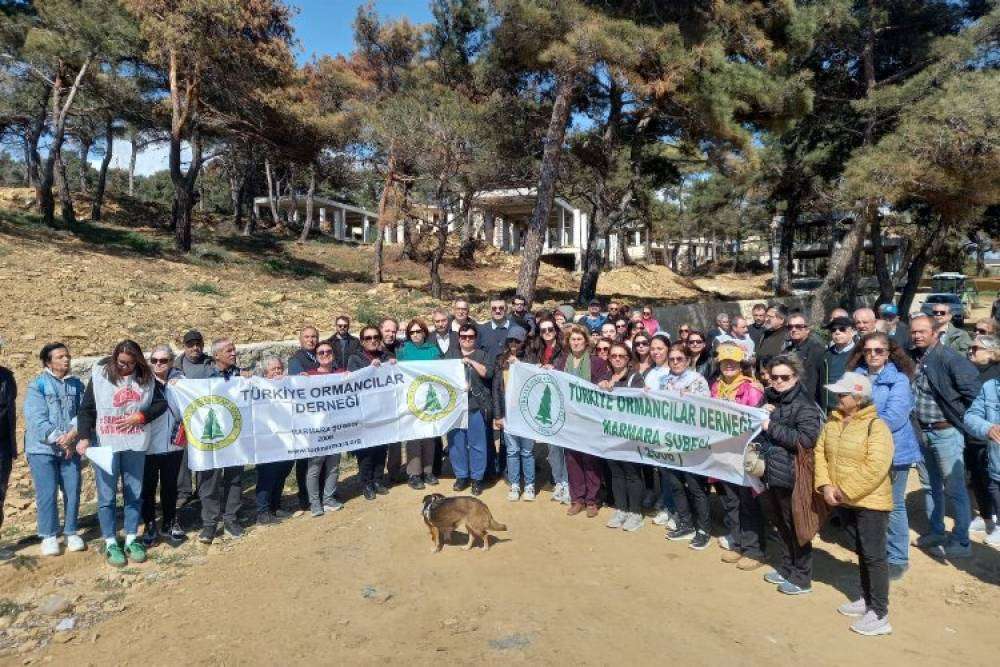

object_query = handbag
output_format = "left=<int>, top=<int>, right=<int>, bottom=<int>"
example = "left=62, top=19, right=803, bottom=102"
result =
left=743, top=441, right=766, bottom=478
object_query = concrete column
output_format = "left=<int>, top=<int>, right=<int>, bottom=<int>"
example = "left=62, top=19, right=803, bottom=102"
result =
left=575, top=209, right=584, bottom=250
left=336, top=208, right=346, bottom=240
left=363, top=217, right=372, bottom=243
left=318, top=207, right=329, bottom=233
left=512, top=223, right=521, bottom=252
left=396, top=222, right=404, bottom=245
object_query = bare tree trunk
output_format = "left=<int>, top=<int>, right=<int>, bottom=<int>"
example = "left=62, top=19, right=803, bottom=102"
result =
left=264, top=159, right=281, bottom=226
left=898, top=218, right=948, bottom=318
left=516, top=72, right=576, bottom=304
left=77, top=139, right=92, bottom=192
left=776, top=196, right=798, bottom=295
left=55, top=152, right=76, bottom=226
left=809, top=210, right=873, bottom=323
left=91, top=116, right=114, bottom=221
left=578, top=205, right=607, bottom=305
left=402, top=216, right=419, bottom=261
left=871, top=214, right=895, bottom=307
left=128, top=130, right=138, bottom=196
left=298, top=170, right=316, bottom=243
left=37, top=59, right=90, bottom=226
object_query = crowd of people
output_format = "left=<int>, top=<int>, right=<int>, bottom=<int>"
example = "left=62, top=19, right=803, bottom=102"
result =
left=2, top=295, right=999, bottom=637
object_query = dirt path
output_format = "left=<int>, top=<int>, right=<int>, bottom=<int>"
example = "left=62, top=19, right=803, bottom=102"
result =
left=2, top=473, right=990, bottom=666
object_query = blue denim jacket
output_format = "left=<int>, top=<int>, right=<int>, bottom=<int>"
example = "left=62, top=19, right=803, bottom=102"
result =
left=857, top=362, right=922, bottom=467
left=964, top=379, right=1000, bottom=481
left=23, top=371, right=85, bottom=456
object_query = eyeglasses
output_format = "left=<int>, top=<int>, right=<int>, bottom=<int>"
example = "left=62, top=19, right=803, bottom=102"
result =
left=864, top=347, right=887, bottom=356
left=459, top=334, right=476, bottom=340
left=316, top=350, right=334, bottom=356
left=668, top=356, right=687, bottom=363
left=688, top=339, right=704, bottom=346
left=491, top=306, right=506, bottom=312
left=596, top=346, right=611, bottom=353
left=616, top=323, right=627, bottom=328
left=770, top=373, right=793, bottom=382
left=610, top=353, right=629, bottom=359
left=932, top=310, right=949, bottom=316
left=832, top=326, right=850, bottom=333
left=408, top=329, right=424, bottom=335
left=362, top=335, right=380, bottom=342
left=976, top=328, right=990, bottom=335
left=150, top=357, right=171, bottom=364
left=540, top=326, right=555, bottom=333
left=634, top=341, right=649, bottom=347
left=788, top=323, right=808, bottom=330
left=678, top=328, right=690, bottom=333
left=116, top=358, right=136, bottom=368
left=642, top=312, right=652, bottom=317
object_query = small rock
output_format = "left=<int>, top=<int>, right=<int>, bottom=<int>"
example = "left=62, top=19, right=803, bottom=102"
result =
left=37, top=595, right=72, bottom=617
left=53, top=632, right=74, bottom=644
left=945, top=597, right=962, bottom=606
left=54, top=617, right=75, bottom=632
left=952, top=584, right=967, bottom=595
left=442, top=618, right=458, bottom=628
left=219, top=311, right=236, bottom=323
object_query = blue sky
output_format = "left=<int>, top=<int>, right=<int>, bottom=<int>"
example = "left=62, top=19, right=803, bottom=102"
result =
left=107, top=0, right=434, bottom=175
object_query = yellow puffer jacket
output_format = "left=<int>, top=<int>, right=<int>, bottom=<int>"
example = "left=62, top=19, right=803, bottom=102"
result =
left=814, top=404, right=894, bottom=511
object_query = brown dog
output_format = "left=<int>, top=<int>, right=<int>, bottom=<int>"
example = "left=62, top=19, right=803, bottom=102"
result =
left=421, top=493, right=507, bottom=552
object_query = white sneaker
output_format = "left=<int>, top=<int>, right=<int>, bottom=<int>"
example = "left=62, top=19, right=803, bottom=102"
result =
left=606, top=510, right=627, bottom=529
left=652, top=510, right=676, bottom=530
left=850, top=610, right=892, bottom=636
left=969, top=516, right=987, bottom=533
left=40, top=536, right=60, bottom=556
left=65, top=534, right=86, bottom=552
left=558, top=483, right=571, bottom=505
left=718, top=534, right=735, bottom=551
left=550, top=483, right=564, bottom=502
left=985, top=530, right=1000, bottom=548
left=507, top=486, right=520, bottom=502
left=522, top=485, right=535, bottom=501
left=622, top=513, right=644, bottom=532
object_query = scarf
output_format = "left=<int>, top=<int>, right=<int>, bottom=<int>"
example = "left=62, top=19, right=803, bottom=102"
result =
left=565, top=351, right=591, bottom=381
left=715, top=374, right=753, bottom=402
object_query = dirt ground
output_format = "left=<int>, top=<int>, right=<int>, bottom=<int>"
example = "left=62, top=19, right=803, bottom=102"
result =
left=0, top=463, right=992, bottom=666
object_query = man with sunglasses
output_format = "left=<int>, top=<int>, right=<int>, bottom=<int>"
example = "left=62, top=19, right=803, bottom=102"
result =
left=822, top=316, right=857, bottom=412
left=509, top=294, right=536, bottom=337
left=783, top=313, right=825, bottom=404
left=330, top=315, right=363, bottom=369
left=908, top=313, right=980, bottom=559
left=930, top=304, right=971, bottom=355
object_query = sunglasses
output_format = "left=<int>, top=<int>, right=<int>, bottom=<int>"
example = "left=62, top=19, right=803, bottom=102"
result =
left=362, top=335, right=380, bottom=342
left=976, top=328, right=990, bottom=335
left=491, top=306, right=506, bottom=312
left=679, top=329, right=689, bottom=333
left=831, top=326, right=850, bottom=333
left=864, top=347, right=887, bottom=355
left=459, top=334, right=476, bottom=340
left=688, top=339, right=705, bottom=345
left=150, top=357, right=171, bottom=364
left=317, top=349, right=334, bottom=356
left=634, top=341, right=649, bottom=347
left=116, top=359, right=136, bottom=368
left=610, top=353, right=629, bottom=359
left=596, top=346, right=611, bottom=352
left=540, top=326, right=555, bottom=333
left=408, top=329, right=424, bottom=335
left=788, top=324, right=808, bottom=330
left=770, top=373, right=793, bottom=382
left=932, top=311, right=949, bottom=316
left=616, top=323, right=627, bottom=328
left=668, top=356, right=687, bottom=362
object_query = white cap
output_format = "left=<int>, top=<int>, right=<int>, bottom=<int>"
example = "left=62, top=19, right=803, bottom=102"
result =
left=824, top=371, right=872, bottom=399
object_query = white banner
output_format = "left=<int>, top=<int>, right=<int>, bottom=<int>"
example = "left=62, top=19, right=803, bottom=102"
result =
left=504, top=363, right=767, bottom=486
left=171, top=361, right=468, bottom=471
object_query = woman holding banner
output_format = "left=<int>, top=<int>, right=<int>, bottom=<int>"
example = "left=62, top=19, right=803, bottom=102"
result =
left=757, top=353, right=823, bottom=595
left=711, top=343, right=767, bottom=570
left=446, top=324, right=493, bottom=497
left=528, top=316, right=568, bottom=503
left=348, top=326, right=395, bottom=501
left=76, top=340, right=167, bottom=567
left=24, top=342, right=85, bottom=556
left=629, top=332, right=658, bottom=509
left=304, top=341, right=344, bottom=516
left=555, top=324, right=611, bottom=517
left=494, top=327, right=535, bottom=502
left=646, top=335, right=679, bottom=528
left=599, top=342, right=645, bottom=531
left=140, top=344, right=186, bottom=545
left=398, top=318, right=442, bottom=490
left=647, top=342, right=713, bottom=549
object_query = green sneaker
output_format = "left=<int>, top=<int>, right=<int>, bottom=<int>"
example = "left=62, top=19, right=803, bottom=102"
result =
left=125, top=540, right=147, bottom=563
left=105, top=542, right=126, bottom=567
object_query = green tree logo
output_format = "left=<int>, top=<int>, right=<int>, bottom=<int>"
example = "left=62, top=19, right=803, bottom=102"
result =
left=535, top=385, right=553, bottom=425
left=201, top=408, right=224, bottom=442
left=424, top=385, right=444, bottom=414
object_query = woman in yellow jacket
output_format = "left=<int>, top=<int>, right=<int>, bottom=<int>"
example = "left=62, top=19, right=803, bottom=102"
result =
left=815, top=371, right=895, bottom=637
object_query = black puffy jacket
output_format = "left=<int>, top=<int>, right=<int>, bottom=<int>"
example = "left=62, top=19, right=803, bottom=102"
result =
left=758, top=383, right=823, bottom=490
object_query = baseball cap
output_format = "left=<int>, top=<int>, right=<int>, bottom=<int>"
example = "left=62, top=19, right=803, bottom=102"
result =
left=182, top=330, right=204, bottom=345
left=824, top=316, right=854, bottom=331
left=824, top=371, right=872, bottom=398
left=879, top=304, right=898, bottom=317
left=589, top=298, right=601, bottom=307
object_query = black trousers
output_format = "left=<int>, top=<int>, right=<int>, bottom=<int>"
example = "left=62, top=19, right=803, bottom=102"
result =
left=842, top=507, right=890, bottom=618
left=965, top=443, right=994, bottom=520
left=295, top=459, right=310, bottom=510
left=198, top=466, right=243, bottom=527
left=641, top=464, right=656, bottom=491
left=763, top=486, right=812, bottom=588
left=666, top=470, right=711, bottom=533
left=608, top=459, right=643, bottom=513
left=989, top=478, right=1000, bottom=525
left=141, top=451, right=183, bottom=527
left=0, top=453, right=12, bottom=529
left=176, top=448, right=194, bottom=506
left=718, top=481, right=766, bottom=559
left=357, top=445, right=388, bottom=487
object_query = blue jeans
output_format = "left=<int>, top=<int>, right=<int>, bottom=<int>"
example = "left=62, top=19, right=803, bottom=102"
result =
left=27, top=452, right=81, bottom=538
left=255, top=460, right=294, bottom=514
left=504, top=433, right=535, bottom=487
left=547, top=445, right=567, bottom=486
left=887, top=465, right=911, bottom=566
left=447, top=411, right=488, bottom=481
left=920, top=427, right=971, bottom=545
left=93, top=448, right=146, bottom=540
left=658, top=468, right=677, bottom=512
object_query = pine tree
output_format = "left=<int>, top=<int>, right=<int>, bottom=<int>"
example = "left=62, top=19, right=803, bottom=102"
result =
left=535, top=385, right=553, bottom=425
left=201, top=408, right=224, bottom=442
left=423, top=386, right=443, bottom=413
